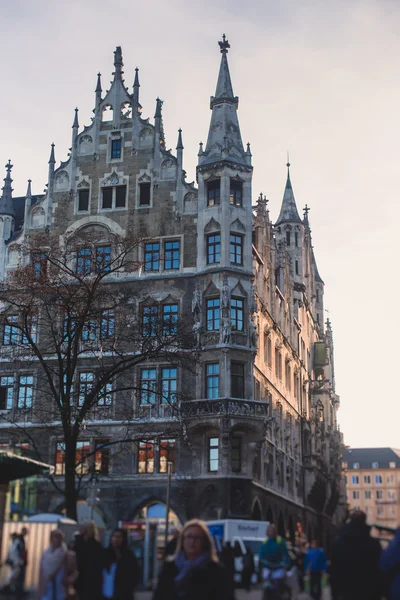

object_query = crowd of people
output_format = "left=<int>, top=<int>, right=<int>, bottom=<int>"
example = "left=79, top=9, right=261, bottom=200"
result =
left=3, top=510, right=400, bottom=599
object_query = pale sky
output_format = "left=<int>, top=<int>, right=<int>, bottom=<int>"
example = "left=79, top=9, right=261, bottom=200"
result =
left=0, top=0, right=398, bottom=448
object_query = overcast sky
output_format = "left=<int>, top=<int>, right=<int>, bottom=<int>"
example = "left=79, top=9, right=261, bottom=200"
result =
left=0, top=0, right=398, bottom=448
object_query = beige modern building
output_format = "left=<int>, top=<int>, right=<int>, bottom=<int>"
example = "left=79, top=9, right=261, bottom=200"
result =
left=343, top=448, right=400, bottom=531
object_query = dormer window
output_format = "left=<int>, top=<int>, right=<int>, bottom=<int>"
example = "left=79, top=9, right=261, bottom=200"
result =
left=229, top=180, right=242, bottom=207
left=111, top=139, right=121, bottom=160
left=207, top=179, right=220, bottom=207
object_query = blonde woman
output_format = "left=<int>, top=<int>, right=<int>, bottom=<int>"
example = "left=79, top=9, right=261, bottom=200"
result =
left=153, top=519, right=235, bottom=600
left=38, top=530, right=67, bottom=600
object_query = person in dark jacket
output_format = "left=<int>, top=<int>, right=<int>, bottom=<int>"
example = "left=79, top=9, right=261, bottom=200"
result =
left=74, top=521, right=104, bottom=600
left=165, top=529, right=180, bottom=558
left=220, top=542, right=235, bottom=586
left=330, top=511, right=381, bottom=600
left=153, top=518, right=235, bottom=600
left=103, top=528, right=140, bottom=600
left=380, top=527, right=400, bottom=600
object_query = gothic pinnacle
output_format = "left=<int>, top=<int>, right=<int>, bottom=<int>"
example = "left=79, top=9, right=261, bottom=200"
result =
left=72, top=107, right=79, bottom=129
left=96, top=72, right=102, bottom=93
left=154, top=97, right=162, bottom=119
left=134, top=67, right=140, bottom=89
left=176, top=128, right=184, bottom=150
left=48, top=143, right=56, bottom=164
left=113, top=46, right=123, bottom=80
left=26, top=179, right=32, bottom=198
left=0, top=160, right=15, bottom=217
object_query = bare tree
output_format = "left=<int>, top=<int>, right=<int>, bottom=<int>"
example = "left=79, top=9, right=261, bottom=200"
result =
left=0, top=228, right=195, bottom=519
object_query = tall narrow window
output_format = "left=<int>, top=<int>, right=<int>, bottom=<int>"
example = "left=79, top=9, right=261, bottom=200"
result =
left=95, top=439, right=110, bottom=475
left=230, top=234, right=243, bottom=265
left=161, top=368, right=177, bottom=404
left=76, top=441, right=91, bottom=475
left=78, top=189, right=89, bottom=212
left=162, top=304, right=178, bottom=336
left=206, top=298, right=220, bottom=331
left=231, top=438, right=242, bottom=473
left=207, top=179, right=220, bottom=206
left=230, top=297, right=244, bottom=331
left=96, top=245, right=111, bottom=272
left=142, top=306, right=159, bottom=337
left=102, top=187, right=113, bottom=210
left=78, top=372, right=94, bottom=407
left=138, top=440, right=154, bottom=473
left=164, top=240, right=180, bottom=270
left=100, top=310, right=115, bottom=339
left=159, top=439, right=176, bottom=473
left=17, top=375, right=33, bottom=408
left=231, top=362, right=245, bottom=398
left=139, top=182, right=151, bottom=206
left=208, top=437, right=219, bottom=472
left=295, top=260, right=299, bottom=275
left=55, top=443, right=66, bottom=475
left=295, top=232, right=299, bottom=247
left=264, top=334, right=272, bottom=367
left=3, top=316, right=19, bottom=345
left=286, top=231, right=291, bottom=246
left=206, top=363, right=219, bottom=399
left=111, top=139, right=122, bottom=159
left=98, top=383, right=112, bottom=406
left=206, top=234, right=221, bottom=265
left=0, top=376, right=14, bottom=410
left=140, top=369, right=157, bottom=404
left=229, top=180, right=243, bottom=207
left=82, top=318, right=96, bottom=342
left=115, top=186, right=126, bottom=208
left=144, top=243, right=160, bottom=271
left=32, top=253, right=48, bottom=278
left=77, top=248, right=92, bottom=275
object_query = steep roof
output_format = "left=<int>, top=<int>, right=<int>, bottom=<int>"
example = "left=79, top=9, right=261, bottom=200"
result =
left=343, top=448, right=400, bottom=470
left=275, top=163, right=302, bottom=226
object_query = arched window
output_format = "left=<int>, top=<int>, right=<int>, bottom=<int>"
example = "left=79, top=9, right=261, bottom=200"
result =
left=102, top=105, right=114, bottom=122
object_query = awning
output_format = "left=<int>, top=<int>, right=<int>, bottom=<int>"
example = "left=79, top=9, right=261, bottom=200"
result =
left=0, top=450, right=53, bottom=484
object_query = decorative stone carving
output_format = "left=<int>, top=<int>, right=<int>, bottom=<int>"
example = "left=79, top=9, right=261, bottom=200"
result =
left=220, top=316, right=231, bottom=344
left=192, top=321, right=201, bottom=349
left=249, top=315, right=258, bottom=348
left=250, top=283, right=258, bottom=314
left=103, top=172, right=123, bottom=186
left=221, top=274, right=230, bottom=309
left=77, top=179, right=90, bottom=189
left=192, top=282, right=201, bottom=319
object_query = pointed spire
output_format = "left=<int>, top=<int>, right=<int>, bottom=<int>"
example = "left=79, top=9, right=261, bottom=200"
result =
left=0, top=160, right=16, bottom=217
left=198, top=142, right=204, bottom=156
left=26, top=179, right=32, bottom=199
left=212, top=34, right=236, bottom=105
left=176, top=128, right=184, bottom=150
left=133, top=67, right=140, bottom=112
left=154, top=97, right=162, bottom=119
left=96, top=72, right=102, bottom=93
left=275, top=160, right=302, bottom=226
left=200, top=35, right=247, bottom=168
left=113, top=46, right=123, bottom=80
left=72, top=107, right=79, bottom=129
left=48, top=143, right=56, bottom=165
left=303, top=204, right=310, bottom=225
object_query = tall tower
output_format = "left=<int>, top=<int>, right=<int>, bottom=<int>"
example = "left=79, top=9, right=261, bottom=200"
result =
left=0, top=161, right=16, bottom=279
left=195, top=35, right=254, bottom=406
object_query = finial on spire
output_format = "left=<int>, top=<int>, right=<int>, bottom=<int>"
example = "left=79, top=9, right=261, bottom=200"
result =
left=218, top=33, right=230, bottom=54
left=72, top=107, right=79, bottom=129
left=96, top=72, right=102, bottom=93
left=303, top=204, right=310, bottom=220
left=134, top=67, right=140, bottom=88
left=26, top=179, right=32, bottom=198
left=0, top=160, right=15, bottom=217
left=286, top=150, right=290, bottom=170
left=113, top=46, right=123, bottom=80
left=48, top=143, right=56, bottom=164
left=198, top=141, right=203, bottom=156
left=176, top=128, right=184, bottom=150
left=154, top=97, right=162, bottom=119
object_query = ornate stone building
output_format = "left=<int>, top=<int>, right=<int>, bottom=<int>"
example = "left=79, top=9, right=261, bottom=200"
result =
left=0, top=38, right=342, bottom=542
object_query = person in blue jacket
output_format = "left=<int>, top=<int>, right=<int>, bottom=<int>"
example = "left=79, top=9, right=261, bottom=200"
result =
left=304, top=539, right=327, bottom=600
left=259, top=524, right=290, bottom=597
left=380, top=527, right=400, bottom=600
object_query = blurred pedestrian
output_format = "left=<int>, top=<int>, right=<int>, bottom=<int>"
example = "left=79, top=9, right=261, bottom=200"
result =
left=304, top=539, right=327, bottom=600
left=380, top=527, right=400, bottom=600
left=242, top=545, right=255, bottom=592
left=38, top=530, right=67, bottom=600
left=153, top=518, right=235, bottom=600
left=16, top=526, right=29, bottom=595
left=102, top=528, right=140, bottom=600
left=331, top=510, right=381, bottom=600
left=220, top=541, right=235, bottom=585
left=74, top=521, right=103, bottom=600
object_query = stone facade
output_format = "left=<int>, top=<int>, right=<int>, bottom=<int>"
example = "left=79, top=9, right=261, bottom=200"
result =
left=0, top=38, right=343, bottom=543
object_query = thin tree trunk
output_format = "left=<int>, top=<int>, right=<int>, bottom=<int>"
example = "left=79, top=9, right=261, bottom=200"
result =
left=64, top=441, right=78, bottom=521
